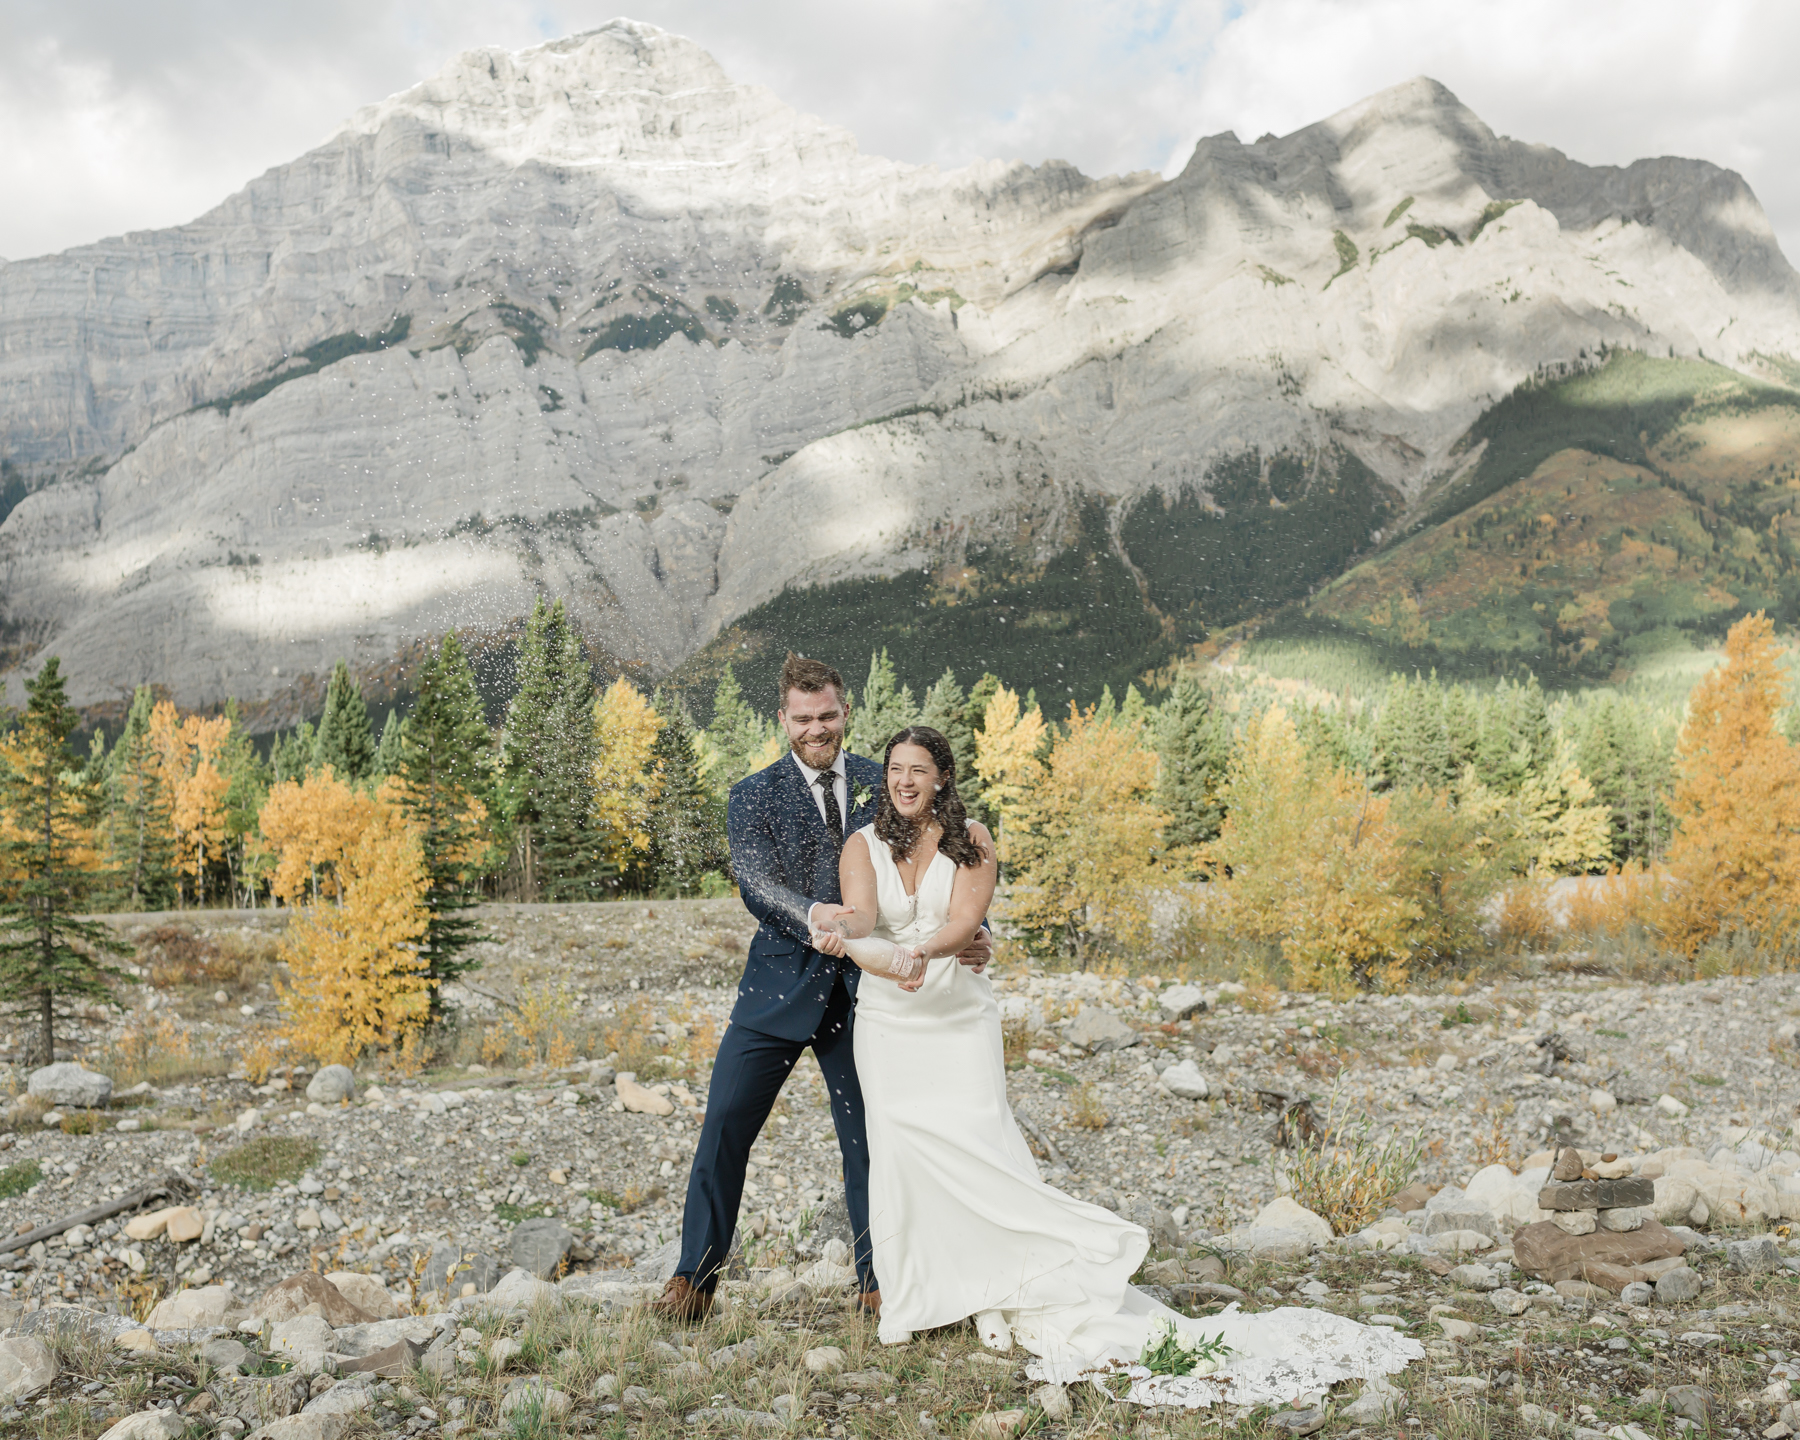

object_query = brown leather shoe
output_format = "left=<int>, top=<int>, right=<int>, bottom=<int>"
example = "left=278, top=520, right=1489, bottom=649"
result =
left=651, top=1275, right=714, bottom=1323
left=858, top=1288, right=881, bottom=1319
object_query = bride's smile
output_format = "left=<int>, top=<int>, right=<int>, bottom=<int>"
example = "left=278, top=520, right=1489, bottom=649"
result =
left=885, top=742, right=939, bottom=819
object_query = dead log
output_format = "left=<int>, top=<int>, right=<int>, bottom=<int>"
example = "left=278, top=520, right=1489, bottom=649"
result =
left=0, top=1173, right=195, bottom=1255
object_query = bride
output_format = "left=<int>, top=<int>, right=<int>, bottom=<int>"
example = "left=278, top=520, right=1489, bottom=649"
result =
left=810, top=725, right=1421, bottom=1409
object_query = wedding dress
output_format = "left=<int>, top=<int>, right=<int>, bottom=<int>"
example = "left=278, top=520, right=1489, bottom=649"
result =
left=847, top=823, right=1422, bottom=1409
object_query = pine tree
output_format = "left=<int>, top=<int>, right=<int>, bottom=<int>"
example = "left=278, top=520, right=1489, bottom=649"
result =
left=847, top=648, right=918, bottom=758
left=271, top=722, right=316, bottom=784
left=313, top=661, right=377, bottom=782
left=103, top=686, right=177, bottom=910
left=500, top=599, right=606, bottom=900
left=644, top=690, right=727, bottom=896
left=0, top=659, right=134, bottom=1064
left=701, top=664, right=775, bottom=789
left=396, top=632, right=493, bottom=998
left=919, top=668, right=980, bottom=803
left=375, top=711, right=404, bottom=777
left=216, top=701, right=269, bottom=907
left=1155, top=674, right=1233, bottom=852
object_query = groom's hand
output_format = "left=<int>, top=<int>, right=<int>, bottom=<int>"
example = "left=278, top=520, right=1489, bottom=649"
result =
left=957, top=926, right=994, bottom=974
left=807, top=903, right=854, bottom=953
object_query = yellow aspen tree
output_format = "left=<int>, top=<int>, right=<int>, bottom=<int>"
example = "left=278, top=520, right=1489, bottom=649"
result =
left=147, top=703, right=233, bottom=903
left=592, top=677, right=664, bottom=868
left=1000, top=702, right=1168, bottom=964
left=1210, top=707, right=1418, bottom=993
left=256, top=768, right=385, bottom=903
left=1660, top=612, right=1800, bottom=957
left=277, top=822, right=430, bottom=1066
left=973, top=684, right=1047, bottom=834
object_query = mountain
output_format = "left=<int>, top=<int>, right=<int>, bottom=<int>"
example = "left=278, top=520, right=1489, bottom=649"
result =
left=2, top=20, right=1797, bottom=722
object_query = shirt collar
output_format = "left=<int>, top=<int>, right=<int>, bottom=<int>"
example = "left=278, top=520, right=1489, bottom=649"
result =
left=790, top=748, right=846, bottom=785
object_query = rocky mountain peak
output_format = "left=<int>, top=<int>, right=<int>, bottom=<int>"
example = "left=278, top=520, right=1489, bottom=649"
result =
left=339, top=20, right=857, bottom=180
left=1, top=38, right=1797, bottom=721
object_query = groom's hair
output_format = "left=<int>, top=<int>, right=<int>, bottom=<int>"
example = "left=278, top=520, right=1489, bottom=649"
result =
left=777, top=652, right=846, bottom=709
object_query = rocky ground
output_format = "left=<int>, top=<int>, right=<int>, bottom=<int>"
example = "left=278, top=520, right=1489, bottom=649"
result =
left=0, top=901, right=1798, bottom=1438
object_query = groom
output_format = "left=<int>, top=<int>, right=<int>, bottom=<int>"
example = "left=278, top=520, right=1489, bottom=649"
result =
left=655, top=652, right=989, bottom=1321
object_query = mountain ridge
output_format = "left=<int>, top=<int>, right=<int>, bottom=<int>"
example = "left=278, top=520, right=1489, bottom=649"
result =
left=1, top=24, right=1797, bottom=721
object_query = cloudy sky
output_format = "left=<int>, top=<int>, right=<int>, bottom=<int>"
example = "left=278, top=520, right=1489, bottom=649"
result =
left=2, top=0, right=1796, bottom=265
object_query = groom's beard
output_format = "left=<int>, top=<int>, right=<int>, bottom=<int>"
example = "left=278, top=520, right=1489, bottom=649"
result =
left=790, top=732, right=842, bottom=770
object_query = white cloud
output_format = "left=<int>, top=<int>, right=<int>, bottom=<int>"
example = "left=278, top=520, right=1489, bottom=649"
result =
left=0, top=0, right=1793, bottom=268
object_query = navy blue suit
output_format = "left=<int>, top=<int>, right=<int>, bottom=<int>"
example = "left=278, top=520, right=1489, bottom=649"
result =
left=677, top=749, right=884, bottom=1293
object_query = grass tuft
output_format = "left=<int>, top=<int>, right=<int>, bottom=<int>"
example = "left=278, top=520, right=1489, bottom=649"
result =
left=0, top=1159, right=41, bottom=1197
left=208, top=1136, right=321, bottom=1190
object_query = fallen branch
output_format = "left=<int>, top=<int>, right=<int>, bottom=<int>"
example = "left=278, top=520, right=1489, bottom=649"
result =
left=1013, top=1111, right=1069, bottom=1170
left=0, top=1173, right=195, bottom=1255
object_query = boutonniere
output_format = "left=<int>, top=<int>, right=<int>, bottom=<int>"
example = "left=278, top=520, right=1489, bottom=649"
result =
left=851, top=781, right=875, bottom=812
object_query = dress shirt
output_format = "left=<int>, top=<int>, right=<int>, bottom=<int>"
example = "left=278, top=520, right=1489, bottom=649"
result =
left=791, top=748, right=848, bottom=833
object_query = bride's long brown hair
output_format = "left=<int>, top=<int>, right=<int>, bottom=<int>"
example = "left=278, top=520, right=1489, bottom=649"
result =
left=875, top=726, right=985, bottom=868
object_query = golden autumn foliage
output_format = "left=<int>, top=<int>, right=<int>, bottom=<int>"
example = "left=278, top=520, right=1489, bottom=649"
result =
left=592, top=678, right=664, bottom=865
left=148, top=702, right=232, bottom=900
left=277, top=822, right=431, bottom=1066
left=1457, top=761, right=1613, bottom=875
left=256, top=769, right=402, bottom=903
left=973, top=684, right=1047, bottom=828
left=1209, top=707, right=1419, bottom=993
left=1659, top=612, right=1800, bottom=958
left=994, top=701, right=1168, bottom=961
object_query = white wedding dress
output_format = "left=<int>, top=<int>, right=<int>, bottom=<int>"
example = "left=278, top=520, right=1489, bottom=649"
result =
left=850, top=824, right=1422, bottom=1409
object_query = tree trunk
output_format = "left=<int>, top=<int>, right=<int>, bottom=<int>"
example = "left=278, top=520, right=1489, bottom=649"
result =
left=36, top=987, right=53, bottom=1068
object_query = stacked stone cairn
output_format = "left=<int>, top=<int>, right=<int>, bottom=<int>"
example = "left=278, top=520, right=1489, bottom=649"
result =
left=1540, top=1145, right=1656, bottom=1234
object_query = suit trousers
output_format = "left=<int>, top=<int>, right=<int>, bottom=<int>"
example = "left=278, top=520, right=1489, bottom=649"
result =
left=676, top=976, right=875, bottom=1292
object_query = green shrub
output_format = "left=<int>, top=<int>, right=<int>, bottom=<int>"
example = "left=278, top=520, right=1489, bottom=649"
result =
left=208, top=1137, right=320, bottom=1190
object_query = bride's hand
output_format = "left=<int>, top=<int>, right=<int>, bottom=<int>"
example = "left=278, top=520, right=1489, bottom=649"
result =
left=810, top=926, right=847, bottom=958
left=895, top=947, right=928, bottom=991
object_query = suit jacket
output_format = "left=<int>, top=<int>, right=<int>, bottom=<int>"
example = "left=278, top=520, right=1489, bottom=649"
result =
left=726, top=749, right=883, bottom=1042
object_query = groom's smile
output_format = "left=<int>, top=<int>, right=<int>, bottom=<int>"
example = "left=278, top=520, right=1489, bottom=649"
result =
left=780, top=688, right=848, bottom=770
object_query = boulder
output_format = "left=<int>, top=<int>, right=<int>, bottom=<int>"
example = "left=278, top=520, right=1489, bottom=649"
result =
left=1342, top=1375, right=1405, bottom=1423
left=1065, top=1007, right=1139, bottom=1053
left=1513, top=1218, right=1687, bottom=1290
left=615, top=1074, right=675, bottom=1116
left=1726, top=1236, right=1781, bottom=1274
left=481, top=1268, right=559, bottom=1313
left=1668, top=1160, right=1780, bottom=1228
left=1652, top=1176, right=1703, bottom=1226
left=28, top=1062, right=112, bottom=1109
left=510, top=1218, right=575, bottom=1279
left=1656, top=1266, right=1703, bottom=1303
left=0, top=1336, right=56, bottom=1400
left=1225, top=1227, right=1314, bottom=1260
left=1426, top=1208, right=1499, bottom=1239
left=1427, top=1230, right=1494, bottom=1255
left=252, top=1273, right=377, bottom=1327
left=1124, top=1201, right=1181, bottom=1250
left=1598, top=1206, right=1649, bottom=1233
left=305, top=1066, right=356, bottom=1104
left=97, top=1413, right=187, bottom=1440
left=244, top=1417, right=354, bottom=1440
left=1551, top=1210, right=1598, bottom=1236
left=302, top=1381, right=375, bottom=1416
left=1157, top=1059, right=1210, bottom=1101
left=268, top=1315, right=337, bottom=1373
left=1157, top=985, right=1208, bottom=1021
left=145, top=1284, right=234, bottom=1330
left=1464, top=1164, right=1546, bottom=1231
left=323, top=1272, right=400, bottom=1321
left=128, top=1206, right=205, bottom=1242
left=499, top=1383, right=571, bottom=1421
left=1249, top=1197, right=1334, bottom=1246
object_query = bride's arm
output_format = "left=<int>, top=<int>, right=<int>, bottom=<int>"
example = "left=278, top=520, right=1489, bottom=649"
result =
left=911, top=822, right=999, bottom=962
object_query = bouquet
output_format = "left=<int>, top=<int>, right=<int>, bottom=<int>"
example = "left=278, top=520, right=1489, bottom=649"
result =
left=1139, top=1318, right=1232, bottom=1378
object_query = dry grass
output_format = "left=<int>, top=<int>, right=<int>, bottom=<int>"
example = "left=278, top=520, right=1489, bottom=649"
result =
left=1495, top=880, right=1557, bottom=951
left=1067, top=1083, right=1109, bottom=1130
left=1282, top=1087, right=1425, bottom=1235
left=91, top=1012, right=231, bottom=1087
